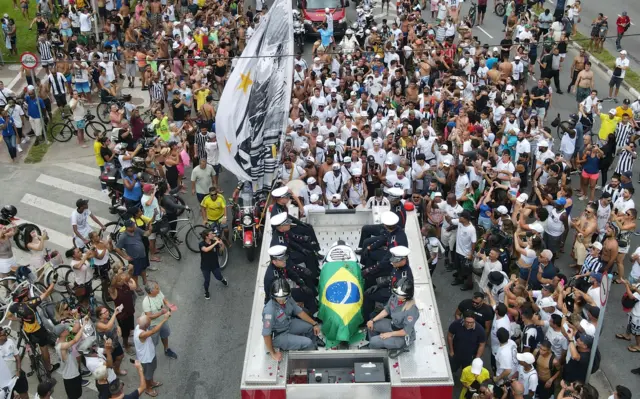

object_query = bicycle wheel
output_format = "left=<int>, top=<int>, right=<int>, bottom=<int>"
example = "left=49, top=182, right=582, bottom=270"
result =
left=50, top=121, right=74, bottom=142
left=50, top=265, right=72, bottom=294
left=31, top=351, right=52, bottom=383
left=495, top=2, right=505, bottom=16
left=103, top=221, right=123, bottom=242
left=85, top=121, right=107, bottom=139
left=160, top=234, right=182, bottom=260
left=96, top=102, right=111, bottom=124
left=0, top=277, right=18, bottom=309
left=109, top=252, right=126, bottom=272
left=14, top=224, right=41, bottom=251
left=219, top=246, right=229, bottom=269
left=186, top=225, right=208, bottom=253
left=61, top=266, right=75, bottom=293
left=92, top=279, right=114, bottom=311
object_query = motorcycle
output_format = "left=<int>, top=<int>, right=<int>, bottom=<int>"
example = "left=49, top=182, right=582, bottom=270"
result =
left=293, top=10, right=305, bottom=55
left=230, top=191, right=267, bottom=262
left=352, top=21, right=366, bottom=46
left=362, top=5, right=373, bottom=28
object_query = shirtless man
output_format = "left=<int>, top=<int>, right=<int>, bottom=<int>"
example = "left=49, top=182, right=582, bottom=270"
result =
left=406, top=82, right=419, bottom=104
left=569, top=202, right=598, bottom=269
left=57, top=56, right=73, bottom=94
left=149, top=0, right=162, bottom=33
left=38, top=76, right=53, bottom=121
left=567, top=48, right=586, bottom=93
left=123, top=47, right=136, bottom=89
left=487, top=63, right=503, bottom=85
left=574, top=62, right=594, bottom=104
left=293, top=80, right=306, bottom=103
left=498, top=57, right=513, bottom=82
left=600, top=223, right=620, bottom=274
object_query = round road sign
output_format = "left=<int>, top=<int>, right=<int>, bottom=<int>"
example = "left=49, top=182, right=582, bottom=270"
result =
left=20, top=52, right=39, bottom=70
left=600, top=273, right=609, bottom=307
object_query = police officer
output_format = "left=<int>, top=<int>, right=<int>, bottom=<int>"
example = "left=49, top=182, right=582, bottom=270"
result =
left=356, top=188, right=406, bottom=253
left=264, top=245, right=317, bottom=315
left=262, top=279, right=324, bottom=362
left=366, top=277, right=420, bottom=359
left=362, top=246, right=413, bottom=322
left=271, top=186, right=321, bottom=253
left=360, top=211, right=409, bottom=281
left=270, top=212, right=321, bottom=277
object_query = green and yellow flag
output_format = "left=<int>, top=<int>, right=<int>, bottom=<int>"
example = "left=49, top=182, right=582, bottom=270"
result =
left=318, top=261, right=365, bottom=347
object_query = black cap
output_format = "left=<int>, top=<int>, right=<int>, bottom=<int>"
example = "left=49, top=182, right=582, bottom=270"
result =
left=488, top=271, right=505, bottom=286
left=459, top=210, right=472, bottom=220
left=123, top=219, right=135, bottom=228
left=623, top=98, right=631, bottom=105
left=585, top=304, right=600, bottom=319
left=616, top=386, right=632, bottom=399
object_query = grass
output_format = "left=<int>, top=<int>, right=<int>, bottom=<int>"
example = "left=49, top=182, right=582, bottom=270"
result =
left=24, top=109, right=61, bottom=164
left=0, top=0, right=38, bottom=63
left=573, top=31, right=640, bottom=93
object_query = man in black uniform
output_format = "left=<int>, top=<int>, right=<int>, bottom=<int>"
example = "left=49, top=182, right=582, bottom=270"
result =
left=356, top=187, right=406, bottom=253
left=362, top=246, right=414, bottom=322
left=263, top=245, right=317, bottom=314
left=270, top=212, right=321, bottom=277
left=270, top=186, right=321, bottom=254
left=360, top=211, right=409, bottom=286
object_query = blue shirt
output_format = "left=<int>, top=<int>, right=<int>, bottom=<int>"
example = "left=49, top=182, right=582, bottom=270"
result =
left=319, top=29, right=333, bottom=47
left=24, top=95, right=45, bottom=119
left=520, top=259, right=556, bottom=290
left=1, top=117, right=13, bottom=138
left=123, top=176, right=142, bottom=201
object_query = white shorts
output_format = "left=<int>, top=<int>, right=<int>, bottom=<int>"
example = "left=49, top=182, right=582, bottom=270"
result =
left=441, top=228, right=457, bottom=249
left=0, top=257, right=15, bottom=274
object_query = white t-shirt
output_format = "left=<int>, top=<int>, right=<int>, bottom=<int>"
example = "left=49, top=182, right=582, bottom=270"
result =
left=587, top=286, right=602, bottom=309
left=205, top=142, right=219, bottom=166
left=439, top=202, right=463, bottom=229
left=545, top=327, right=568, bottom=358
left=9, top=105, right=24, bottom=128
left=517, top=366, right=539, bottom=395
left=491, top=314, right=512, bottom=357
left=630, top=247, right=640, bottom=281
left=0, top=338, right=18, bottom=376
left=495, top=340, right=518, bottom=381
left=454, top=174, right=470, bottom=199
left=85, top=348, right=117, bottom=383
left=615, top=57, right=630, bottom=79
left=79, top=12, right=92, bottom=32
left=71, top=259, right=93, bottom=285
left=452, top=220, right=476, bottom=257
left=133, top=325, right=156, bottom=364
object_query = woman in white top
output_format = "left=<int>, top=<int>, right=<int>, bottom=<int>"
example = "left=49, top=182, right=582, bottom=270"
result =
left=25, top=228, right=48, bottom=276
left=65, top=247, right=95, bottom=307
left=514, top=227, right=544, bottom=287
left=89, top=231, right=115, bottom=272
left=0, top=225, right=17, bottom=276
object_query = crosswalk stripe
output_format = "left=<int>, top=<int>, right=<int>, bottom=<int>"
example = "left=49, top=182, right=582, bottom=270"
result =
left=36, top=174, right=111, bottom=205
left=55, top=162, right=102, bottom=178
left=21, top=194, right=110, bottom=228
left=13, top=218, right=74, bottom=249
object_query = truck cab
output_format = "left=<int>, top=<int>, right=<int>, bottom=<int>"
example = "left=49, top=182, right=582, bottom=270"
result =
left=299, top=0, right=349, bottom=38
left=240, top=207, right=454, bottom=399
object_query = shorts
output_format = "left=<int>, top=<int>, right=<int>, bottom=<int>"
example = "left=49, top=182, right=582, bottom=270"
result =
left=126, top=63, right=136, bottom=77
left=131, top=257, right=148, bottom=276
left=75, top=120, right=85, bottom=129
left=629, top=313, right=640, bottom=336
left=619, top=244, right=630, bottom=254
left=148, top=232, right=157, bottom=240
left=111, top=342, right=124, bottom=358
left=478, top=4, right=487, bottom=13
left=54, top=93, right=67, bottom=107
left=61, top=28, right=73, bottom=37
left=75, top=81, right=90, bottom=93
left=41, top=58, right=54, bottom=67
left=536, top=107, right=546, bottom=119
left=63, top=375, right=83, bottom=399
left=609, top=76, right=623, bottom=89
left=12, top=370, right=28, bottom=394
left=562, top=151, right=573, bottom=161
left=151, top=322, right=171, bottom=346
left=581, top=170, right=599, bottom=180
left=212, top=164, right=221, bottom=174
left=573, top=240, right=587, bottom=265
left=142, top=356, right=157, bottom=381
left=26, top=328, right=54, bottom=347
left=441, top=227, right=457, bottom=250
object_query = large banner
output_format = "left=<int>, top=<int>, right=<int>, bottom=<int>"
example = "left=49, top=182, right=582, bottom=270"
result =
left=215, top=0, right=293, bottom=191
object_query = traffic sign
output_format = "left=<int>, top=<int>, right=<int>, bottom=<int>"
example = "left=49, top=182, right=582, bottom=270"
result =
left=600, top=273, right=610, bottom=307
left=20, top=52, right=38, bottom=70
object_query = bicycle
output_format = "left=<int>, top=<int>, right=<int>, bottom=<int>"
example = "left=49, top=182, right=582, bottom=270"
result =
left=50, top=111, right=107, bottom=142
left=14, top=324, right=54, bottom=384
left=102, top=205, right=134, bottom=244
left=495, top=0, right=505, bottom=16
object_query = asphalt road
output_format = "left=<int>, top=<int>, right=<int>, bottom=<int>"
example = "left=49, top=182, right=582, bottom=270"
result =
left=1, top=2, right=638, bottom=398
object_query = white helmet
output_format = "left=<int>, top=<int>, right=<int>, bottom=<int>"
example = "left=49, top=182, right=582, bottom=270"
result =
left=363, top=5, right=371, bottom=11
left=293, top=21, right=301, bottom=28
left=365, top=29, right=371, bottom=35
left=346, top=29, right=353, bottom=35
left=325, top=7, right=330, bottom=13
left=292, top=9, right=300, bottom=18
left=351, top=22, right=359, bottom=29
left=356, top=7, right=364, bottom=15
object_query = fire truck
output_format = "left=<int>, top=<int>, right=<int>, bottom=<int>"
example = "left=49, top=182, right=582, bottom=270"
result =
left=240, top=206, right=454, bottom=398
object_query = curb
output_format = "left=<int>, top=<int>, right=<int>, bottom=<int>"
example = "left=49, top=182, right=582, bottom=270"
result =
left=570, top=41, right=640, bottom=100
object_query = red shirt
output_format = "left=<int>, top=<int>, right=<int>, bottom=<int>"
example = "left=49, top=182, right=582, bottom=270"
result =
left=617, top=16, right=630, bottom=34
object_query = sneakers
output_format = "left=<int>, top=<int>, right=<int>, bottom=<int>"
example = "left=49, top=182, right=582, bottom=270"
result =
left=165, top=348, right=178, bottom=359
left=21, top=137, right=29, bottom=144
left=221, top=278, right=229, bottom=286
left=205, top=292, right=211, bottom=300
left=80, top=369, right=92, bottom=378
left=81, top=379, right=90, bottom=387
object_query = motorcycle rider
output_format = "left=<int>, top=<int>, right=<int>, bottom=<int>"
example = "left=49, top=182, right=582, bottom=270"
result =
left=340, top=29, right=359, bottom=55
left=264, top=245, right=317, bottom=314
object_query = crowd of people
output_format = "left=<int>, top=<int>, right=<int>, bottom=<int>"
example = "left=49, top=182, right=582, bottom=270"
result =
left=0, top=0, right=639, bottom=397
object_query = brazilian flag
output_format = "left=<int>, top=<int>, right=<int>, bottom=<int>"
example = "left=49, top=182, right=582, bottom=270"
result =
left=318, top=261, right=365, bottom=347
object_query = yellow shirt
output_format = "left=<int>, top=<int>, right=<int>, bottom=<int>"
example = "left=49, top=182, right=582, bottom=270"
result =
left=195, top=88, right=210, bottom=111
left=197, top=0, right=205, bottom=6
left=598, top=114, right=621, bottom=141
left=94, top=141, right=105, bottom=167
left=193, top=33, right=204, bottom=51
left=201, top=195, right=226, bottom=221
left=119, top=215, right=152, bottom=233
left=459, top=366, right=490, bottom=399
left=616, top=106, right=633, bottom=119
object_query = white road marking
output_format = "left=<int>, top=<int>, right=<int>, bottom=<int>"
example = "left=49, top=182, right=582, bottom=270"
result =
left=21, top=194, right=110, bottom=227
left=477, top=26, right=494, bottom=39
left=13, top=218, right=74, bottom=249
left=36, top=174, right=111, bottom=204
left=55, top=162, right=102, bottom=178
